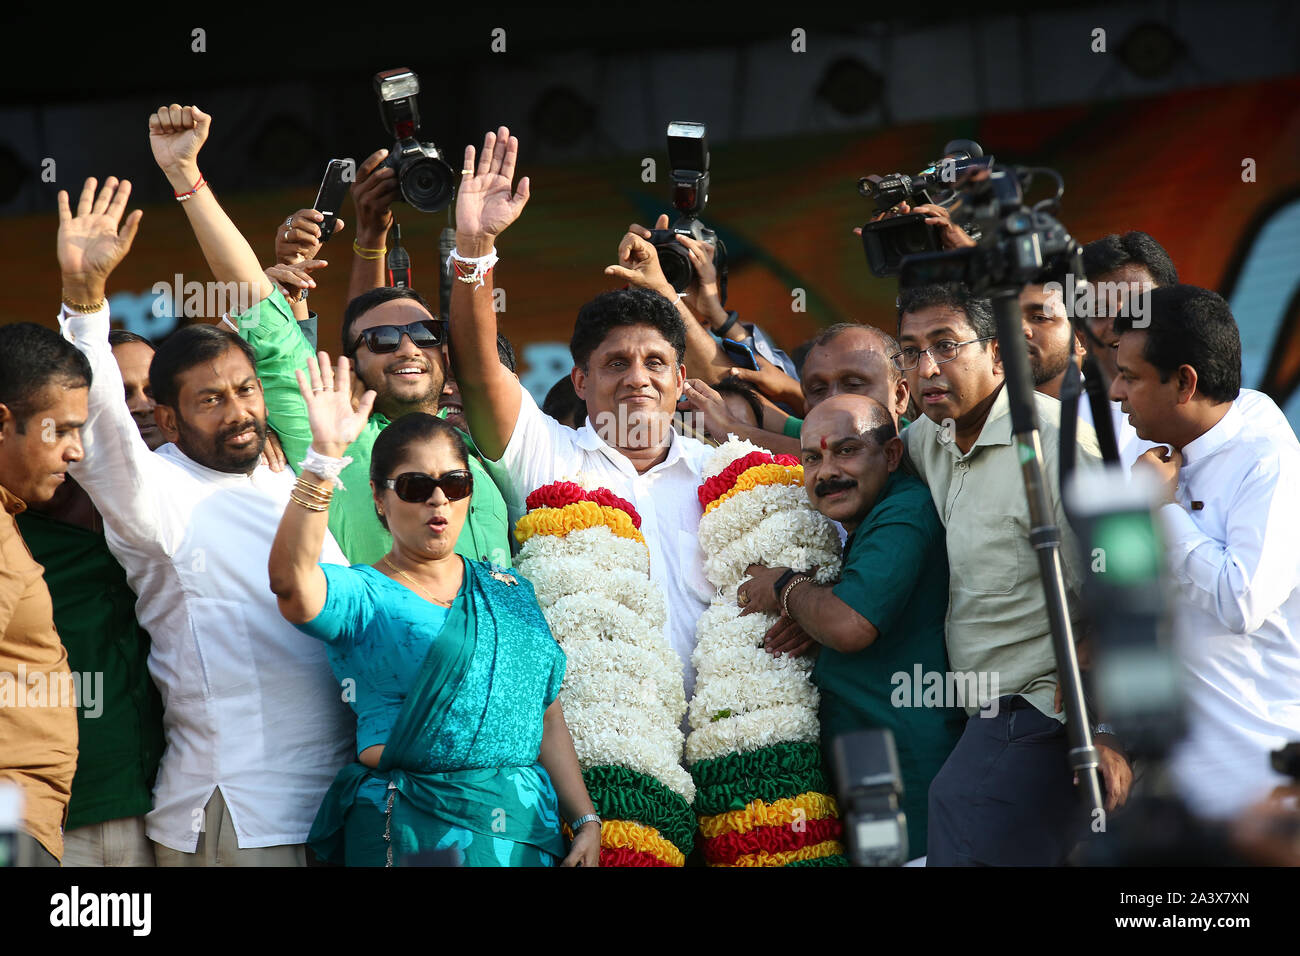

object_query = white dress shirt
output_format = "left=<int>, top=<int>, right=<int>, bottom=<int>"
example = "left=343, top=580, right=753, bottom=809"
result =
left=1157, top=394, right=1300, bottom=819
left=60, top=305, right=353, bottom=852
left=493, top=386, right=714, bottom=699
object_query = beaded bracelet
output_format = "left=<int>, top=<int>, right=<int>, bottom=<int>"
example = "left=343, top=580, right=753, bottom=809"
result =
left=174, top=174, right=207, bottom=202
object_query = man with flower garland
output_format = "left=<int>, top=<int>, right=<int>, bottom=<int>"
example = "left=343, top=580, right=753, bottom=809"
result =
left=446, top=126, right=745, bottom=701
left=737, top=394, right=963, bottom=857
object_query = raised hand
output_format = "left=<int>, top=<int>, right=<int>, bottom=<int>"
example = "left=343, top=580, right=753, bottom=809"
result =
left=295, top=352, right=376, bottom=459
left=148, top=105, right=210, bottom=183
left=277, top=209, right=341, bottom=265
left=351, top=149, right=399, bottom=248
left=675, top=231, right=728, bottom=329
left=605, top=217, right=676, bottom=299
left=57, top=177, right=143, bottom=304
left=455, top=126, right=530, bottom=252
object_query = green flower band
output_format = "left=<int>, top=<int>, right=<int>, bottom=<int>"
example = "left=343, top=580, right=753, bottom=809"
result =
left=583, top=765, right=696, bottom=855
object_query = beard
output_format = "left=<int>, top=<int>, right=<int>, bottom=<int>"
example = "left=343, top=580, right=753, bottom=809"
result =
left=1029, top=346, right=1073, bottom=387
left=358, top=356, right=446, bottom=417
left=176, top=410, right=268, bottom=474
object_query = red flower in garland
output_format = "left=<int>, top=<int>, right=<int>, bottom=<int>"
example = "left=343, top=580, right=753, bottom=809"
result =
left=525, top=481, right=642, bottom=528
left=697, top=451, right=801, bottom=510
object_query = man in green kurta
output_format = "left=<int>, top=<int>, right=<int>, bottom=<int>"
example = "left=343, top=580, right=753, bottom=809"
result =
left=233, top=285, right=511, bottom=568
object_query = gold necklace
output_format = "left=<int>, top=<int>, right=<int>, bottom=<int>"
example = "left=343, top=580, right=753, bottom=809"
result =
left=383, top=556, right=454, bottom=607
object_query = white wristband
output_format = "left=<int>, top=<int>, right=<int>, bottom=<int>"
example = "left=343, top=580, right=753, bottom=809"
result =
left=298, top=447, right=354, bottom=489
left=446, top=246, right=499, bottom=290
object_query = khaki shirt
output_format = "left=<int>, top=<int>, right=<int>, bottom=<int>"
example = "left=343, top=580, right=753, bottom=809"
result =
left=0, top=483, right=78, bottom=859
left=903, top=386, right=1101, bottom=719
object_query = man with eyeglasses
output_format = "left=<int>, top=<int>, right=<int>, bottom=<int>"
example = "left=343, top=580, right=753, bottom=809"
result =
left=893, top=282, right=1132, bottom=866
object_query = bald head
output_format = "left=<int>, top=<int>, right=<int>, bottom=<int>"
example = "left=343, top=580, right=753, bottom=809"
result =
left=800, top=394, right=901, bottom=531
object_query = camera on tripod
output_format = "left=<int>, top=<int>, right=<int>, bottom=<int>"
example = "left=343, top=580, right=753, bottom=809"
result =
left=647, top=121, right=728, bottom=295
left=374, top=68, right=456, bottom=214
left=895, top=162, right=1081, bottom=294
left=857, top=139, right=988, bottom=277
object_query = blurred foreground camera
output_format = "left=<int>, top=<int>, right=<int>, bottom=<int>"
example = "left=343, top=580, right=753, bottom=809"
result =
left=858, top=139, right=988, bottom=277
left=374, top=68, right=456, bottom=213
left=648, top=121, right=728, bottom=294
left=831, top=729, right=908, bottom=866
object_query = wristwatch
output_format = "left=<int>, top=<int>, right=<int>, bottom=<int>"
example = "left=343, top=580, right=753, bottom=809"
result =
left=772, top=568, right=801, bottom=602
left=570, top=813, right=601, bottom=832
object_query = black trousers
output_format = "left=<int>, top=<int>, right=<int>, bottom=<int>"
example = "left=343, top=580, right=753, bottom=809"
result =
left=926, top=696, right=1085, bottom=866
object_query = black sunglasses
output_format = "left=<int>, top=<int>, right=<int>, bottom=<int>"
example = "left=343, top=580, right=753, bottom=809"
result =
left=349, top=319, right=445, bottom=356
left=381, top=470, right=473, bottom=503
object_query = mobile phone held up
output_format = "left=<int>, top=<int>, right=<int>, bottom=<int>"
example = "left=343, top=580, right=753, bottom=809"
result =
left=314, top=159, right=351, bottom=242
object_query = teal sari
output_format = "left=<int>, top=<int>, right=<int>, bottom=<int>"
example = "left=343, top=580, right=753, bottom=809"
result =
left=308, top=561, right=566, bottom=867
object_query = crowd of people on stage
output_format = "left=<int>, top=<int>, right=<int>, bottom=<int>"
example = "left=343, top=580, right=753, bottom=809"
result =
left=1, top=103, right=1297, bottom=867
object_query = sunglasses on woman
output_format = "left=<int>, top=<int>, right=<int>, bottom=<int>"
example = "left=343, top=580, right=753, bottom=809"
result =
left=380, top=470, right=474, bottom=503
left=349, top=319, right=445, bottom=356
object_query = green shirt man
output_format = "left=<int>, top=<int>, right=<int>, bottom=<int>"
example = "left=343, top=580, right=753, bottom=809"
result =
left=816, top=469, right=965, bottom=854
left=234, top=289, right=512, bottom=567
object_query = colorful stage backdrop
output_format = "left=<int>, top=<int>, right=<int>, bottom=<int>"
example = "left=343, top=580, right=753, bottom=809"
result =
left=6, top=75, right=1299, bottom=426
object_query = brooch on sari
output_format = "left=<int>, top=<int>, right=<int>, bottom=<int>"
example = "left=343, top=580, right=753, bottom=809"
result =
left=489, top=569, right=517, bottom=586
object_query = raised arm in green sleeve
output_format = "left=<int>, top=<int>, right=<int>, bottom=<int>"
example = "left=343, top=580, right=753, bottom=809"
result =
left=232, top=287, right=316, bottom=468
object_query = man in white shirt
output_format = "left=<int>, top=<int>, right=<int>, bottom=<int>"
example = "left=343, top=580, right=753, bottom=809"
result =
left=55, top=175, right=352, bottom=866
left=446, top=127, right=732, bottom=699
left=1111, top=284, right=1300, bottom=820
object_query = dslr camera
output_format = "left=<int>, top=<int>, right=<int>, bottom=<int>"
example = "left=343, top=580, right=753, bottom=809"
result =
left=858, top=139, right=988, bottom=277
left=648, top=121, right=728, bottom=296
left=374, top=68, right=456, bottom=214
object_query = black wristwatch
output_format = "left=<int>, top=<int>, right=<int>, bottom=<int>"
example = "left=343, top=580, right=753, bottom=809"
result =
left=772, top=568, right=801, bottom=602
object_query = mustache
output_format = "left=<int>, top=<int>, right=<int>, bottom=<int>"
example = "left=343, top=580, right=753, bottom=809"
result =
left=219, top=417, right=265, bottom=442
left=814, top=478, right=856, bottom=497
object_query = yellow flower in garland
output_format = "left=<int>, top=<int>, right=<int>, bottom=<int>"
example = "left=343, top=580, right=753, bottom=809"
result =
left=720, top=839, right=845, bottom=867
left=514, top=501, right=647, bottom=547
left=703, top=463, right=804, bottom=516
left=600, top=819, right=686, bottom=867
left=699, top=791, right=840, bottom=838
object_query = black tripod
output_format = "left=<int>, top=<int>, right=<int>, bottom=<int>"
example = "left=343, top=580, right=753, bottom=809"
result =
left=989, top=287, right=1105, bottom=818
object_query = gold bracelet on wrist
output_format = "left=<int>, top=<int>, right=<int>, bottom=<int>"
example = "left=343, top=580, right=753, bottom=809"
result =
left=62, top=292, right=108, bottom=314
left=289, top=491, right=330, bottom=512
left=353, top=240, right=387, bottom=260
left=781, top=575, right=811, bottom=618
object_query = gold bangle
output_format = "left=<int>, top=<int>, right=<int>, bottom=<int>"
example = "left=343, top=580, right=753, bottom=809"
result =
left=62, top=293, right=107, bottom=314
left=292, top=481, right=333, bottom=503
left=289, top=491, right=330, bottom=512
left=353, top=240, right=386, bottom=260
left=781, top=575, right=811, bottom=618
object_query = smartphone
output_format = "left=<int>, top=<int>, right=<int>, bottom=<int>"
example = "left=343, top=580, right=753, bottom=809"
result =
left=314, top=159, right=351, bottom=242
left=720, top=336, right=760, bottom=372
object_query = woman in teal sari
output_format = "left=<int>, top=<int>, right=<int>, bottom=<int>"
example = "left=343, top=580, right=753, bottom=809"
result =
left=269, top=353, right=600, bottom=866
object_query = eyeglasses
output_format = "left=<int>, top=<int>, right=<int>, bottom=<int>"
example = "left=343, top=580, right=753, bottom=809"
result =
left=349, top=320, right=445, bottom=356
left=890, top=336, right=996, bottom=371
left=380, top=470, right=474, bottom=503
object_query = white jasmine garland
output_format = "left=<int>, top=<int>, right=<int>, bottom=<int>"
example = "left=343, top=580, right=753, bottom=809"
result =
left=685, top=704, right=822, bottom=765
left=703, top=509, right=841, bottom=590
left=559, top=640, right=686, bottom=720
left=564, top=700, right=695, bottom=801
left=698, top=482, right=810, bottom=556
left=516, top=524, right=650, bottom=576
left=700, top=436, right=773, bottom=480
left=517, top=557, right=667, bottom=627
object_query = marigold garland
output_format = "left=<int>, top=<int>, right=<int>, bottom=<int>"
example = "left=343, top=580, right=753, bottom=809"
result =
left=599, top=819, right=686, bottom=867
left=526, top=481, right=642, bottom=528
left=720, top=839, right=845, bottom=868
left=703, top=816, right=843, bottom=866
left=600, top=846, right=672, bottom=867
left=699, top=791, right=840, bottom=839
left=514, top=501, right=646, bottom=546
left=702, top=463, right=805, bottom=516
left=698, top=454, right=801, bottom=511
left=582, top=765, right=695, bottom=856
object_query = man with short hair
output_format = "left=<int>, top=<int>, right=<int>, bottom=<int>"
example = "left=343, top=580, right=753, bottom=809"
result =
left=447, top=126, right=718, bottom=697
left=894, top=281, right=1130, bottom=865
left=17, top=331, right=166, bottom=867
left=737, top=394, right=963, bottom=856
left=1020, top=280, right=1086, bottom=404
left=0, top=322, right=87, bottom=866
left=56, top=171, right=351, bottom=866
left=1111, top=285, right=1300, bottom=819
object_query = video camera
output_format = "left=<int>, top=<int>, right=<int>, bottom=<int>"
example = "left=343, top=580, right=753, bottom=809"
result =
left=374, top=68, right=457, bottom=214
left=648, top=121, right=728, bottom=296
left=895, top=162, right=1082, bottom=294
left=858, top=139, right=988, bottom=277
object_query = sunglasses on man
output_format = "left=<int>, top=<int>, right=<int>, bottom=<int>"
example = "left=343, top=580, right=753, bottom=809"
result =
left=348, top=319, right=445, bottom=356
left=379, top=470, right=474, bottom=503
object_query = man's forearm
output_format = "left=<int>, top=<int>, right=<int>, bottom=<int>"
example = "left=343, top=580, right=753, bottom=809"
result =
left=160, top=161, right=272, bottom=309
left=680, top=302, right=735, bottom=384
left=346, top=231, right=386, bottom=303
left=786, top=582, right=876, bottom=653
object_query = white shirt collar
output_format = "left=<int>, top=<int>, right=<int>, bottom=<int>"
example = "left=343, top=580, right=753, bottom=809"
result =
left=1181, top=401, right=1243, bottom=467
left=575, top=416, right=688, bottom=477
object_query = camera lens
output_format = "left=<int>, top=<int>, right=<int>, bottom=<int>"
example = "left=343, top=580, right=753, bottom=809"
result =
left=397, top=149, right=454, bottom=213
left=655, top=244, right=693, bottom=293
